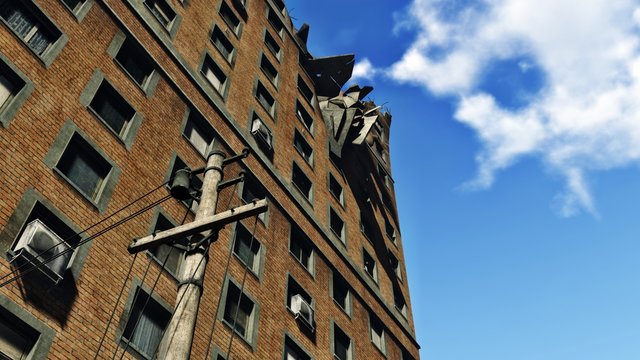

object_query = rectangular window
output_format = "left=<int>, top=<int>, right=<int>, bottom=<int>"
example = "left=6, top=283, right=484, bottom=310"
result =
left=233, top=223, right=262, bottom=274
left=255, top=81, right=275, bottom=116
left=88, top=80, right=135, bottom=138
left=0, top=0, right=62, bottom=57
left=297, top=76, right=313, bottom=105
left=394, top=287, right=408, bottom=318
left=251, top=114, right=273, bottom=153
left=385, top=218, right=396, bottom=242
left=183, top=110, right=216, bottom=157
left=55, top=133, right=112, bottom=201
left=61, top=0, right=84, bottom=11
left=284, top=336, right=311, bottom=360
left=241, top=173, right=267, bottom=222
left=260, top=54, right=278, bottom=86
left=292, top=163, right=312, bottom=201
left=115, top=38, right=155, bottom=89
left=201, top=55, right=228, bottom=96
left=148, top=213, right=183, bottom=277
left=293, top=131, right=313, bottom=165
left=0, top=67, right=21, bottom=113
left=287, top=276, right=314, bottom=330
left=211, top=25, right=234, bottom=62
left=223, top=281, right=256, bottom=340
left=333, top=323, right=353, bottom=360
left=370, top=314, right=386, bottom=354
left=267, top=6, right=284, bottom=37
left=329, top=173, right=344, bottom=206
left=219, top=1, right=240, bottom=36
left=0, top=307, right=39, bottom=359
left=330, top=208, right=345, bottom=243
left=289, top=225, right=313, bottom=271
left=363, top=249, right=378, bottom=283
left=272, top=0, right=286, bottom=14
left=122, top=287, right=171, bottom=358
left=264, top=30, right=281, bottom=60
left=332, top=272, right=350, bottom=313
left=169, top=156, right=202, bottom=212
left=295, top=100, right=313, bottom=132
left=389, top=252, right=402, bottom=281
left=144, top=0, right=176, bottom=29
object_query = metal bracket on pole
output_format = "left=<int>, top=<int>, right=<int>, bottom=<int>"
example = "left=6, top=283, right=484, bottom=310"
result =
left=217, top=171, right=245, bottom=191
left=222, top=148, right=250, bottom=167
left=127, top=198, right=268, bottom=254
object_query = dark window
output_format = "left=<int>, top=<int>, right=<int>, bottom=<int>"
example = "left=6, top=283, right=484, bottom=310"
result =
left=284, top=335, right=311, bottom=360
left=55, top=133, right=112, bottom=201
left=329, top=173, right=344, bottom=206
left=0, top=307, right=39, bottom=359
left=89, top=81, right=135, bottom=138
left=333, top=324, right=352, bottom=360
left=293, top=131, right=313, bottom=165
left=260, top=54, right=278, bottom=86
left=233, top=224, right=261, bottom=274
left=295, top=100, right=313, bottom=131
left=223, top=281, right=256, bottom=339
left=292, top=163, right=312, bottom=201
left=255, top=81, right=275, bottom=116
left=360, top=212, right=375, bottom=242
left=115, top=38, right=155, bottom=88
left=241, top=173, right=267, bottom=222
left=264, top=30, right=281, bottom=59
left=332, top=272, right=350, bottom=312
left=378, top=163, right=390, bottom=188
left=289, top=225, right=313, bottom=271
left=0, top=0, right=61, bottom=56
left=250, top=114, right=273, bottom=153
left=61, top=0, right=85, bottom=12
left=330, top=208, right=345, bottom=242
left=183, top=110, right=216, bottom=157
left=389, top=252, right=402, bottom=280
left=144, top=0, right=176, bottom=29
left=370, top=314, right=386, bottom=354
left=267, top=6, right=284, bottom=37
left=148, top=214, right=183, bottom=277
left=394, top=287, right=408, bottom=318
left=385, top=218, right=396, bottom=242
left=0, top=65, right=22, bottom=112
left=122, top=288, right=171, bottom=358
left=286, top=276, right=312, bottom=310
left=272, top=0, right=286, bottom=14
left=297, top=76, right=313, bottom=105
left=219, top=1, right=240, bottom=35
left=201, top=55, right=227, bottom=95
left=211, top=25, right=234, bottom=62
left=363, top=250, right=377, bottom=283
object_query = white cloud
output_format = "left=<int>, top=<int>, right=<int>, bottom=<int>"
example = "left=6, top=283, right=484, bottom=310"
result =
left=351, top=58, right=378, bottom=82
left=387, top=0, right=640, bottom=216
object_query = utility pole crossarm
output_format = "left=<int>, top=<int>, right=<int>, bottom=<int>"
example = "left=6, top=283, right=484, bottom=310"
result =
left=127, top=199, right=268, bottom=254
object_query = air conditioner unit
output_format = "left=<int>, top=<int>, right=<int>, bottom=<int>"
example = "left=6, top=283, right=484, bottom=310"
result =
left=251, top=118, right=273, bottom=150
left=290, top=294, right=314, bottom=331
left=8, top=220, right=74, bottom=284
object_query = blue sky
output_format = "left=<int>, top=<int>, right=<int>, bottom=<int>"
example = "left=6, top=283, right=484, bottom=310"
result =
left=287, top=0, right=640, bottom=359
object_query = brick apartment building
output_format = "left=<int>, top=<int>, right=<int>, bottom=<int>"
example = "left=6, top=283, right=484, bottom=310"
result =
left=0, top=0, right=420, bottom=359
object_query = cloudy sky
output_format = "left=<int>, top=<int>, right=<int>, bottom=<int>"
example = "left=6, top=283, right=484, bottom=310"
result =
left=288, top=0, right=640, bottom=359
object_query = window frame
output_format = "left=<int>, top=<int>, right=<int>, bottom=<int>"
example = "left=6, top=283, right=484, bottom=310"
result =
left=330, top=270, right=351, bottom=316
left=210, top=23, right=237, bottom=65
left=254, top=79, right=277, bottom=119
left=231, top=222, right=265, bottom=279
left=331, top=320, right=353, bottom=360
left=0, top=294, right=55, bottom=359
left=180, top=107, right=217, bottom=159
left=59, top=0, right=94, bottom=22
left=199, top=51, right=230, bottom=100
left=0, top=52, right=34, bottom=128
left=329, top=206, right=346, bottom=245
left=263, top=28, right=282, bottom=62
left=266, top=5, right=285, bottom=38
left=218, top=0, right=242, bottom=38
left=328, top=172, right=345, bottom=208
left=259, top=52, right=279, bottom=88
left=217, top=276, right=260, bottom=350
left=292, top=161, right=313, bottom=203
left=297, top=75, right=314, bottom=107
left=295, top=100, right=314, bottom=135
left=238, top=170, right=269, bottom=224
left=146, top=209, right=184, bottom=280
left=142, top=0, right=181, bottom=38
left=107, top=32, right=161, bottom=97
left=288, top=224, right=314, bottom=276
left=362, top=248, right=378, bottom=284
left=293, top=130, right=313, bottom=166
left=282, top=333, right=312, bottom=360
left=369, top=313, right=387, bottom=355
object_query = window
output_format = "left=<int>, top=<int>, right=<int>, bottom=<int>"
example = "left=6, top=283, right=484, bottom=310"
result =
left=267, top=6, right=284, bottom=37
left=264, top=30, right=281, bottom=60
left=378, top=163, right=390, bottom=188
left=211, top=25, right=235, bottom=63
left=286, top=276, right=314, bottom=331
left=372, top=139, right=386, bottom=163
left=332, top=272, right=350, bottom=313
left=0, top=0, right=64, bottom=60
left=385, top=218, right=396, bottom=242
left=60, top=0, right=92, bottom=19
left=168, top=156, right=202, bottom=212
left=363, top=249, right=378, bottom=283
left=293, top=131, right=313, bottom=165
left=61, top=0, right=84, bottom=11
left=182, top=110, right=216, bottom=157
left=360, top=212, right=375, bottom=242
left=329, top=173, right=344, bottom=206
left=402, top=348, right=417, bottom=360
left=241, top=173, right=267, bottom=222
left=370, top=314, right=386, bottom=354
left=286, top=276, right=312, bottom=311
left=284, top=336, right=311, bottom=360
left=389, top=252, right=402, bottom=281
left=148, top=213, right=183, bottom=278
left=55, top=133, right=112, bottom=202
left=332, top=323, right=353, bottom=360
left=255, top=81, right=275, bottom=116
left=251, top=113, right=273, bottom=154
left=144, top=0, right=177, bottom=30
left=115, top=38, right=156, bottom=90
left=329, top=207, right=345, bottom=243
left=222, top=280, right=257, bottom=342
left=233, top=223, right=262, bottom=274
left=88, top=80, right=136, bottom=139
left=0, top=57, right=31, bottom=127
left=297, top=76, right=313, bottom=105
left=292, top=163, right=312, bottom=201
left=394, top=287, right=408, bottom=318
left=201, top=54, right=228, bottom=96
left=295, top=100, right=313, bottom=132
left=0, top=69, right=18, bottom=111
left=121, top=287, right=171, bottom=359
left=289, top=225, right=314, bottom=272
left=0, top=306, right=42, bottom=359
left=260, top=54, right=278, bottom=86
left=272, top=0, right=286, bottom=15
left=219, top=1, right=240, bottom=36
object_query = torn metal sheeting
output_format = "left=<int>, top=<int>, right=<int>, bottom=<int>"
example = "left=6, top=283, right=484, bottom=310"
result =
left=303, top=54, right=355, bottom=97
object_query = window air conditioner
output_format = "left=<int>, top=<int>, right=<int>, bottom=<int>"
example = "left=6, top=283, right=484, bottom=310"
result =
left=251, top=119, right=273, bottom=150
left=290, top=294, right=314, bottom=331
left=9, top=220, right=74, bottom=284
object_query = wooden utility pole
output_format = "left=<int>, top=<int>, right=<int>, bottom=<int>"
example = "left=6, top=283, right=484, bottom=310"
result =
left=128, top=149, right=267, bottom=360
